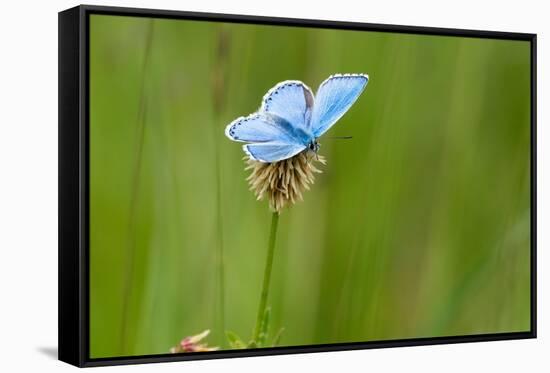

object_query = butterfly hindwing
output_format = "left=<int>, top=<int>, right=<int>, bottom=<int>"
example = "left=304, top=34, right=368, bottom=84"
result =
left=225, top=113, right=307, bottom=162
left=310, top=74, right=368, bottom=138
left=225, top=113, right=297, bottom=143
left=243, top=142, right=306, bottom=163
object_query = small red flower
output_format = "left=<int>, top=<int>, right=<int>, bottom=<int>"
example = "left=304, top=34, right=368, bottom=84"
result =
left=170, top=330, right=218, bottom=353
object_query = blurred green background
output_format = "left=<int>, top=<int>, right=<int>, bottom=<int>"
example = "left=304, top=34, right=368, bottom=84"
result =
left=89, top=14, right=531, bottom=358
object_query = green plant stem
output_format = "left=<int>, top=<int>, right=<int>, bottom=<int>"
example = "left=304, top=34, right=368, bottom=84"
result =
left=119, top=19, right=154, bottom=355
left=253, top=211, right=280, bottom=343
left=214, top=129, right=226, bottom=345
left=211, top=25, right=230, bottom=347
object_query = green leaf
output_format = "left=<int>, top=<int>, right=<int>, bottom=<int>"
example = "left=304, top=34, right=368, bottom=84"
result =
left=257, top=307, right=271, bottom=347
left=225, top=331, right=246, bottom=349
left=272, top=327, right=285, bottom=347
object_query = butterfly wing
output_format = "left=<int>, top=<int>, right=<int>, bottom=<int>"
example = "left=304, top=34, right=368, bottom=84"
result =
left=225, top=80, right=315, bottom=163
left=243, top=142, right=306, bottom=163
left=225, top=113, right=307, bottom=162
left=260, top=80, right=314, bottom=135
left=310, top=74, right=368, bottom=138
left=225, top=113, right=296, bottom=143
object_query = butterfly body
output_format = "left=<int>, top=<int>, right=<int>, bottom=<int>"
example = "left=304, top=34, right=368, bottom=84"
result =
left=225, top=74, right=369, bottom=163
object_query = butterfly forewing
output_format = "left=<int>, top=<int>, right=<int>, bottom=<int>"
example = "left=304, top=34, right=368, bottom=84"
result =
left=311, top=74, right=369, bottom=138
left=261, top=80, right=314, bottom=135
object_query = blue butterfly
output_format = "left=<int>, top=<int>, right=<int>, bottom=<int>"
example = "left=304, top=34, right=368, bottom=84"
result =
left=225, top=73, right=369, bottom=163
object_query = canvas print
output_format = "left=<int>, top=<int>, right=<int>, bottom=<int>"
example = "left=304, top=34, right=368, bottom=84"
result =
left=89, top=14, right=531, bottom=358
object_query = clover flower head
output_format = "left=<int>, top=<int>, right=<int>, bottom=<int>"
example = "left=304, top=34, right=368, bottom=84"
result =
left=245, top=151, right=326, bottom=213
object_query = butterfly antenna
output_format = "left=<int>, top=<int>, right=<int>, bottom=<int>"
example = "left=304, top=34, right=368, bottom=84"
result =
left=324, top=136, right=353, bottom=140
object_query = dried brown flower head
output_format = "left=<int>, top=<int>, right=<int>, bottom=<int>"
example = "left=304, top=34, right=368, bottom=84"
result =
left=245, top=151, right=326, bottom=213
left=170, top=330, right=219, bottom=353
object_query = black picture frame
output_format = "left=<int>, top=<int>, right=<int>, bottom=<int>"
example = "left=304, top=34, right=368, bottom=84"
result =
left=59, top=4, right=537, bottom=367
